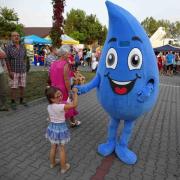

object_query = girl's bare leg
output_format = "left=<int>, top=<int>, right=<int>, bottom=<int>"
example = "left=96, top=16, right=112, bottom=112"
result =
left=60, top=144, right=70, bottom=173
left=60, top=144, right=66, bottom=169
left=50, top=144, right=57, bottom=167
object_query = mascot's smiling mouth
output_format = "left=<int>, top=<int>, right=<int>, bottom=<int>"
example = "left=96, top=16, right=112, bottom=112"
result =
left=104, top=73, right=141, bottom=95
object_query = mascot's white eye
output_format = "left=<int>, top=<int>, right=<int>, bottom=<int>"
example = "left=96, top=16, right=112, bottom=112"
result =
left=128, top=48, right=142, bottom=70
left=106, top=48, right=118, bottom=69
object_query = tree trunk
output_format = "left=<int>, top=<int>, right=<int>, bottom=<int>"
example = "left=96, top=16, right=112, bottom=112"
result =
left=50, top=0, right=65, bottom=48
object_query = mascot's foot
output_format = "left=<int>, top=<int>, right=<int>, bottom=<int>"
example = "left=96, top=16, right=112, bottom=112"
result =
left=98, top=141, right=116, bottom=156
left=115, top=144, right=137, bottom=165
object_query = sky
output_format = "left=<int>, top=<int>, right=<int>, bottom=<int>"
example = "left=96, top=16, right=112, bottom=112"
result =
left=0, top=0, right=179, bottom=27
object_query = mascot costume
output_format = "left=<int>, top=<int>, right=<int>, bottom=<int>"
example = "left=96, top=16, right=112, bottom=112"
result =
left=76, top=1, right=159, bottom=165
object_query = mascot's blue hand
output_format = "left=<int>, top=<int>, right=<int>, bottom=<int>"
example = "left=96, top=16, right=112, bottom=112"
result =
left=137, top=83, right=154, bottom=103
left=74, top=85, right=86, bottom=95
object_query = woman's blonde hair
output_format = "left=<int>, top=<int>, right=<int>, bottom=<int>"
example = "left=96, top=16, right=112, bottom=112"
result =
left=56, top=45, right=71, bottom=57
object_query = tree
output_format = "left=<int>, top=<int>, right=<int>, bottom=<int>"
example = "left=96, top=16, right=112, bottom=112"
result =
left=64, top=9, right=86, bottom=43
left=50, top=0, right=65, bottom=48
left=85, top=14, right=105, bottom=44
left=0, top=7, right=24, bottom=39
left=64, top=9, right=107, bottom=45
left=141, top=17, right=159, bottom=37
left=165, top=21, right=180, bottom=39
left=98, top=25, right=107, bottom=45
left=173, top=21, right=180, bottom=38
left=141, top=17, right=180, bottom=39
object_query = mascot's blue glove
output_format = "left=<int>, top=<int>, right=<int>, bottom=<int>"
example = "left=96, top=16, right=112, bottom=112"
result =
left=137, top=83, right=154, bottom=103
left=74, top=85, right=88, bottom=95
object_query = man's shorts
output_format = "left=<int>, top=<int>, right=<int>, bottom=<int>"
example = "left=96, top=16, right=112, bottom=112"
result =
left=167, top=64, right=173, bottom=70
left=9, top=72, right=26, bottom=88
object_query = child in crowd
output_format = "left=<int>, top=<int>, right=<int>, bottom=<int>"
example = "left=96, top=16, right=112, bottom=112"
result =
left=157, top=52, right=163, bottom=75
left=45, top=86, right=78, bottom=174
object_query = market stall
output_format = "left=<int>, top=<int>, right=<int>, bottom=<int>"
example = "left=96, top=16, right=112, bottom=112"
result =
left=22, top=35, right=51, bottom=66
left=45, top=34, right=79, bottom=45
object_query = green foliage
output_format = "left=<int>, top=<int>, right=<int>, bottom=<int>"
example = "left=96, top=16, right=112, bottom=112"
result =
left=141, top=17, right=180, bottom=38
left=0, top=7, right=18, bottom=22
left=64, top=9, right=107, bottom=45
left=80, top=71, right=96, bottom=82
left=0, top=7, right=24, bottom=39
left=166, top=21, right=180, bottom=38
left=98, top=25, right=108, bottom=45
left=141, top=17, right=158, bottom=37
left=15, top=24, right=24, bottom=36
left=64, top=9, right=86, bottom=32
left=68, top=31, right=86, bottom=43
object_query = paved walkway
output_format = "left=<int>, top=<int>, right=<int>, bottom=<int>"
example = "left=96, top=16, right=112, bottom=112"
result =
left=0, top=75, right=180, bottom=180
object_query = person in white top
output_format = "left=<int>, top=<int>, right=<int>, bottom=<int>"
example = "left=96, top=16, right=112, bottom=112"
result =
left=0, top=47, right=8, bottom=111
left=91, top=51, right=98, bottom=72
left=45, top=86, right=78, bottom=174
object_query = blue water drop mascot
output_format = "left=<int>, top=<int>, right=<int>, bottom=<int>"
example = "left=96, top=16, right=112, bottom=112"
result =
left=76, top=1, right=159, bottom=165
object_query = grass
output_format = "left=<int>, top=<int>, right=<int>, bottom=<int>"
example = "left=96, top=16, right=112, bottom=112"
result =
left=5, top=70, right=96, bottom=103
left=81, top=71, right=96, bottom=82
left=25, top=71, right=49, bottom=101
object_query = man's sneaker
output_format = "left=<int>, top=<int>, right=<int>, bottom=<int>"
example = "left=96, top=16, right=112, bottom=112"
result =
left=11, top=102, right=17, bottom=110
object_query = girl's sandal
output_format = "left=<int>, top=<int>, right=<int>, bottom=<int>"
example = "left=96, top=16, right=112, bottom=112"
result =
left=50, top=164, right=56, bottom=168
left=61, top=163, right=70, bottom=174
left=50, top=159, right=60, bottom=168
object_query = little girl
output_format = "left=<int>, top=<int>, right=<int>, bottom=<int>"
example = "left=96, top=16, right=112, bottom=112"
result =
left=45, top=86, right=78, bottom=174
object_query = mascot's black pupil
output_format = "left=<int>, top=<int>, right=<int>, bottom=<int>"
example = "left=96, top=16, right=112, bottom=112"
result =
left=108, top=53, right=115, bottom=65
left=131, top=55, right=139, bottom=66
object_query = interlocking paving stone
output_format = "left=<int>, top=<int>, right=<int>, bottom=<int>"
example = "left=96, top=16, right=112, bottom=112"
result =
left=0, top=75, right=180, bottom=180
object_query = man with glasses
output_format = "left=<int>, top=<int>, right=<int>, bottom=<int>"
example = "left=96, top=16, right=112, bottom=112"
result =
left=5, top=31, right=29, bottom=110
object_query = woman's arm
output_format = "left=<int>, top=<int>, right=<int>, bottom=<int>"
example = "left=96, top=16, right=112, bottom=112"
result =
left=63, top=63, right=71, bottom=92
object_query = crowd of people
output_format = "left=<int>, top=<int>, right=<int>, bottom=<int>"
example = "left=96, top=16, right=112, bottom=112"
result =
left=156, top=51, right=180, bottom=76
left=45, top=46, right=101, bottom=72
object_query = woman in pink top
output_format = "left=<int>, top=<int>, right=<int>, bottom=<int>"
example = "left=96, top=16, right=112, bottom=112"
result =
left=49, top=45, right=81, bottom=127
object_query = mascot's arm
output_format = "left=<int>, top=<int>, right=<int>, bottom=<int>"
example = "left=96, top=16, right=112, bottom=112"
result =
left=75, top=73, right=100, bottom=95
left=137, top=82, right=154, bottom=103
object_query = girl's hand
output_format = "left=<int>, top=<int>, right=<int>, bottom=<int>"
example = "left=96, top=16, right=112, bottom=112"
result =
left=72, top=87, right=78, bottom=94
